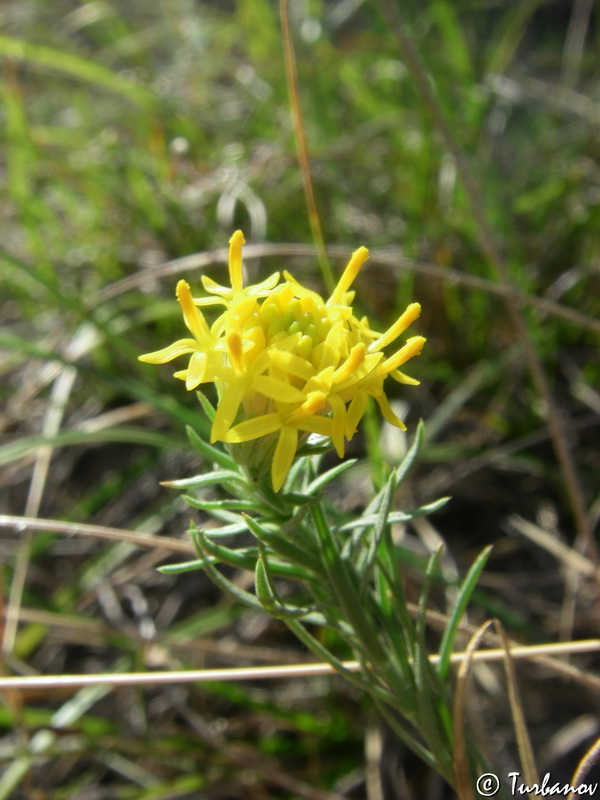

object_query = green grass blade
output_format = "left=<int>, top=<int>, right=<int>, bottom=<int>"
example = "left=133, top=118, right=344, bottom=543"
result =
left=0, top=34, right=155, bottom=107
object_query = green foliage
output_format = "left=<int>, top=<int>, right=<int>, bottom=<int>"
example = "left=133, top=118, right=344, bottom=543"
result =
left=1, top=0, right=598, bottom=797
left=171, top=421, right=492, bottom=790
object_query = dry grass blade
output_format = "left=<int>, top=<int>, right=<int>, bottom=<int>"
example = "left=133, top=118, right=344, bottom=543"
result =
left=3, top=640, right=598, bottom=690
left=488, top=73, right=600, bottom=123
left=494, top=620, right=538, bottom=794
left=93, top=243, right=600, bottom=335
left=570, top=734, right=600, bottom=789
left=279, top=0, right=334, bottom=292
left=509, top=515, right=600, bottom=581
left=2, top=365, right=77, bottom=657
left=407, top=603, right=600, bottom=694
left=0, top=514, right=195, bottom=555
left=562, top=0, right=595, bottom=87
left=509, top=513, right=597, bottom=644
left=452, top=619, right=493, bottom=800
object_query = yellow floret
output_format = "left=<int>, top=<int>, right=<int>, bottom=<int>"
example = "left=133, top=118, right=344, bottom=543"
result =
left=139, top=230, right=425, bottom=491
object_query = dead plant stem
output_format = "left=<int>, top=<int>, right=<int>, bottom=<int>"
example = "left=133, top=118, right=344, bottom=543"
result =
left=280, top=0, right=335, bottom=293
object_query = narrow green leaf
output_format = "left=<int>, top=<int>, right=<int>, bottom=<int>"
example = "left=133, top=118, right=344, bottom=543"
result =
left=192, top=531, right=262, bottom=610
left=373, top=553, right=415, bottom=688
left=162, top=469, right=246, bottom=490
left=195, top=521, right=248, bottom=536
left=373, top=699, right=440, bottom=776
left=186, top=425, right=237, bottom=470
left=243, top=514, right=326, bottom=577
left=437, top=545, right=493, bottom=680
left=192, top=535, right=255, bottom=571
left=254, top=546, right=317, bottom=619
left=357, top=469, right=397, bottom=588
left=182, top=497, right=260, bottom=513
left=338, top=498, right=450, bottom=532
left=286, top=618, right=397, bottom=706
left=414, top=548, right=453, bottom=777
left=157, top=559, right=205, bottom=574
left=181, top=501, right=246, bottom=528
left=396, top=419, right=425, bottom=486
left=195, top=390, right=216, bottom=422
left=363, top=396, right=386, bottom=489
left=312, top=503, right=389, bottom=669
left=295, top=438, right=333, bottom=458
left=189, top=534, right=314, bottom=581
left=285, top=452, right=311, bottom=486
left=304, top=459, right=358, bottom=495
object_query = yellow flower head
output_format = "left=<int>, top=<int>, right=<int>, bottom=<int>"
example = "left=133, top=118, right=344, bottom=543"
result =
left=140, top=231, right=425, bottom=491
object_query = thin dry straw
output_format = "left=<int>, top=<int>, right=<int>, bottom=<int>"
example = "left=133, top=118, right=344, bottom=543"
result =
left=92, top=243, right=600, bottom=336
left=0, top=514, right=195, bottom=555
left=0, top=640, right=598, bottom=691
left=279, top=0, right=334, bottom=293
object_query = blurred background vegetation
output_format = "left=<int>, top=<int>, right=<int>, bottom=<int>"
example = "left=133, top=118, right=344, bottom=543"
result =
left=1, top=1, right=599, bottom=798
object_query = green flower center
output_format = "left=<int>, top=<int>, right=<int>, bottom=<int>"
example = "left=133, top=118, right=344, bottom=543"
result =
left=258, top=296, right=333, bottom=359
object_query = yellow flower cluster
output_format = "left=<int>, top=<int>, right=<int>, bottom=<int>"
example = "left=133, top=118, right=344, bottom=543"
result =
left=140, top=231, right=425, bottom=491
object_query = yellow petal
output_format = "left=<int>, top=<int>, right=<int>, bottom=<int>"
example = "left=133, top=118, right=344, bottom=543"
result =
left=328, top=246, right=369, bottom=305
left=185, top=351, right=207, bottom=390
left=200, top=275, right=231, bottom=297
left=247, top=272, right=281, bottom=296
left=176, top=280, right=211, bottom=341
left=268, top=349, right=315, bottom=382
left=282, top=271, right=325, bottom=305
left=305, top=366, right=334, bottom=395
left=390, top=369, right=420, bottom=386
left=314, top=321, right=344, bottom=373
left=367, top=303, right=421, bottom=352
left=252, top=376, right=306, bottom=404
left=223, top=413, right=281, bottom=443
left=287, top=391, right=326, bottom=422
left=231, top=295, right=258, bottom=323
left=226, top=330, right=244, bottom=372
left=228, top=230, right=245, bottom=292
left=193, top=295, right=227, bottom=307
left=211, top=384, right=245, bottom=441
left=271, top=427, right=298, bottom=491
left=334, top=353, right=383, bottom=395
left=374, top=392, right=407, bottom=430
left=332, top=343, right=366, bottom=384
left=369, top=336, right=426, bottom=380
left=296, top=416, right=333, bottom=437
left=345, top=392, right=368, bottom=439
left=138, top=338, right=198, bottom=364
left=327, top=394, right=346, bottom=457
